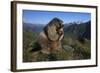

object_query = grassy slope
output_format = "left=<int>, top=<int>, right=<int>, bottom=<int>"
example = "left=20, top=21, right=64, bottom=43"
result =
left=23, top=30, right=91, bottom=62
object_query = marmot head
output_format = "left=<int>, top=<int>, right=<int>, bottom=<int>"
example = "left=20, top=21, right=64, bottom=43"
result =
left=44, top=17, right=64, bottom=41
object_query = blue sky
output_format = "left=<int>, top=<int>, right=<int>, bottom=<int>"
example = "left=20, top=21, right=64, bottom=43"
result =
left=23, top=10, right=91, bottom=25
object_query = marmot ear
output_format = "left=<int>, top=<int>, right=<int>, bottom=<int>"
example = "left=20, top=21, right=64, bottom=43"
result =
left=46, top=25, right=59, bottom=41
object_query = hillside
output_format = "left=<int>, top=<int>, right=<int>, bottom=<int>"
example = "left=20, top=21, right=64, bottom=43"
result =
left=23, top=22, right=44, bottom=32
left=64, top=21, right=91, bottom=40
left=23, top=20, right=91, bottom=62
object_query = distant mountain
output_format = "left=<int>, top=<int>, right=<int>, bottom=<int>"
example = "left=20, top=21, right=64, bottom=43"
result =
left=23, top=23, right=44, bottom=32
left=64, top=21, right=91, bottom=40
left=82, top=21, right=91, bottom=40
left=23, top=20, right=91, bottom=40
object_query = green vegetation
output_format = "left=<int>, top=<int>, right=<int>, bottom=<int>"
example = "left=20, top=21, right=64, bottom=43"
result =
left=23, top=30, right=38, bottom=62
left=23, top=30, right=91, bottom=62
